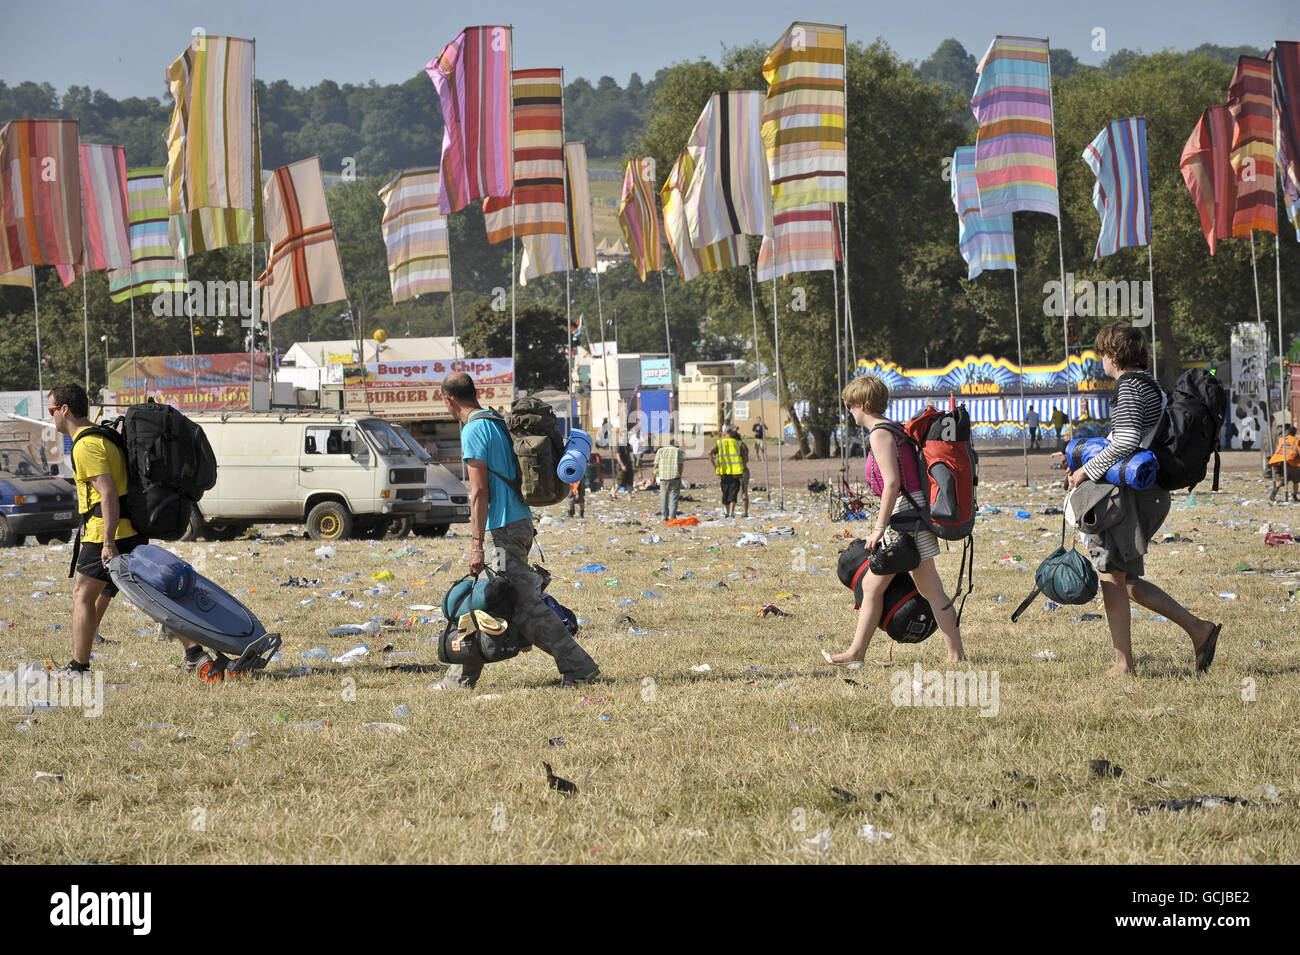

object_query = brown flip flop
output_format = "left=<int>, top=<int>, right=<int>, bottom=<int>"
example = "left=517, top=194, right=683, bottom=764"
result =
left=1195, top=623, right=1221, bottom=673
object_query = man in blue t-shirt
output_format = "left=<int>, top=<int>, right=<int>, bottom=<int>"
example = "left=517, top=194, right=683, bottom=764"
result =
left=434, top=372, right=600, bottom=690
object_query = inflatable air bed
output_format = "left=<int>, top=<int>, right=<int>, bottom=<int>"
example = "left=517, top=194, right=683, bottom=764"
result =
left=108, top=544, right=281, bottom=682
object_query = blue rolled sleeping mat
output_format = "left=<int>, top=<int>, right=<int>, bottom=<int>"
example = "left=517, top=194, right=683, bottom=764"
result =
left=556, top=429, right=593, bottom=484
left=1064, top=437, right=1159, bottom=490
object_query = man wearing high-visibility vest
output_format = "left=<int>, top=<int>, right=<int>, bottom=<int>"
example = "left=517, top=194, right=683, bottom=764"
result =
left=1269, top=425, right=1300, bottom=503
left=709, top=426, right=748, bottom=518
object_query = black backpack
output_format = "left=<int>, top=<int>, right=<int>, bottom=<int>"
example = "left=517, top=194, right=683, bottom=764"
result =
left=471, top=396, right=569, bottom=507
left=71, top=400, right=217, bottom=541
left=1150, top=369, right=1229, bottom=492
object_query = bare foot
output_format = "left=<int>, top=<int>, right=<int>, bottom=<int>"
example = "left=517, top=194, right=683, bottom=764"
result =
left=825, top=648, right=865, bottom=665
left=1189, top=619, right=1215, bottom=654
left=1105, top=661, right=1134, bottom=677
left=946, top=652, right=966, bottom=664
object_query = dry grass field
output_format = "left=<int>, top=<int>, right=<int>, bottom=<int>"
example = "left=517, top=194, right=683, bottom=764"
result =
left=3, top=449, right=1297, bottom=864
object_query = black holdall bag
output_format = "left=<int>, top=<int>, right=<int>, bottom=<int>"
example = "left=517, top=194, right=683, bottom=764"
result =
left=437, top=569, right=525, bottom=665
left=868, top=531, right=921, bottom=576
left=1011, top=517, right=1099, bottom=622
left=836, top=541, right=937, bottom=643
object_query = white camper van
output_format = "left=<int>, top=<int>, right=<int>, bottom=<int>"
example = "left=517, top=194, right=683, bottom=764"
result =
left=388, top=422, right=470, bottom=537
left=187, top=411, right=429, bottom=541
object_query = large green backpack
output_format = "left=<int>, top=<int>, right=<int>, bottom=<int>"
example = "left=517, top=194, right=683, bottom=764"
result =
left=472, top=396, right=569, bottom=507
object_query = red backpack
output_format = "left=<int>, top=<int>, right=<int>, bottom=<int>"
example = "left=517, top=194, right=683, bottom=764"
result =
left=900, top=405, right=978, bottom=540
left=875, top=405, right=978, bottom=622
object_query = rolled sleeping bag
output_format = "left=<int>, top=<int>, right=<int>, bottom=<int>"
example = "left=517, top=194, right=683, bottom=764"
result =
left=556, top=428, right=593, bottom=484
left=127, top=543, right=195, bottom=599
left=1064, top=437, right=1108, bottom=471
left=1105, top=451, right=1158, bottom=490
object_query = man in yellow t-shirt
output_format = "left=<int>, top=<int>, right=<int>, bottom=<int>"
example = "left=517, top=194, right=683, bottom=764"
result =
left=50, top=383, right=203, bottom=676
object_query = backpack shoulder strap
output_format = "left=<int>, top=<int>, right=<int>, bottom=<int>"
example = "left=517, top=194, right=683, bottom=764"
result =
left=466, top=410, right=524, bottom=500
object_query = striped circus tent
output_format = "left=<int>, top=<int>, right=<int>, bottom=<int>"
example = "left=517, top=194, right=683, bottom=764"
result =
left=377, top=167, right=451, bottom=301
left=884, top=395, right=1112, bottom=426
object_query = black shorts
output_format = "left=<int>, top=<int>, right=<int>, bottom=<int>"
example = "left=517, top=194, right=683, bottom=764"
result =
left=720, top=475, right=741, bottom=504
left=75, top=534, right=147, bottom=598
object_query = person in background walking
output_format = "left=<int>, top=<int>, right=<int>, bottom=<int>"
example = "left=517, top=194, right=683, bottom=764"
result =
left=1025, top=406, right=1041, bottom=450
left=710, top=427, right=746, bottom=518
left=654, top=438, right=684, bottom=520
left=628, top=427, right=644, bottom=481
left=732, top=425, right=752, bottom=518
left=611, top=443, right=634, bottom=501
left=751, top=420, right=766, bottom=460
left=1050, top=406, right=1069, bottom=449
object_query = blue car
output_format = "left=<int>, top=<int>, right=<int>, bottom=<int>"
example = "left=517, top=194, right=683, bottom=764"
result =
left=0, top=448, right=78, bottom=546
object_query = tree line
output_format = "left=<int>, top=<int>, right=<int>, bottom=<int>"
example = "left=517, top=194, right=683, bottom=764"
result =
left=1, top=39, right=1294, bottom=458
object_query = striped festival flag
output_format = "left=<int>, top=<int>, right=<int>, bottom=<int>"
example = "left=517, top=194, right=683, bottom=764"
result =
left=970, top=36, right=1059, bottom=218
left=1180, top=106, right=1236, bottom=255
left=165, top=36, right=262, bottom=252
left=0, top=119, right=83, bottom=267
left=377, top=168, right=451, bottom=301
left=483, top=68, right=565, bottom=244
left=660, top=147, right=747, bottom=282
left=951, top=146, right=1015, bottom=278
left=1270, top=41, right=1300, bottom=241
left=0, top=266, right=34, bottom=287
left=78, top=144, right=132, bottom=271
left=1081, top=118, right=1151, bottom=259
left=618, top=159, right=662, bottom=281
left=1227, top=56, right=1277, bottom=236
left=756, top=204, right=840, bottom=281
left=426, top=26, right=514, bottom=215
left=761, top=22, right=846, bottom=212
left=108, top=167, right=186, bottom=302
left=258, top=157, right=347, bottom=323
left=520, top=141, right=598, bottom=285
left=683, top=91, right=774, bottom=247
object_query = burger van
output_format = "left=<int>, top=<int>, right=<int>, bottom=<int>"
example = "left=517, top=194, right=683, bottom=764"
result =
left=186, top=411, right=429, bottom=541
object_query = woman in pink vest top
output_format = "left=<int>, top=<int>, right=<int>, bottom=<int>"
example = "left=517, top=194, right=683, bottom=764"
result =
left=824, top=376, right=966, bottom=666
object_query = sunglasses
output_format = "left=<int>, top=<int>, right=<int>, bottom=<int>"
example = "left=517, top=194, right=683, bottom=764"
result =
left=49, top=405, right=64, bottom=415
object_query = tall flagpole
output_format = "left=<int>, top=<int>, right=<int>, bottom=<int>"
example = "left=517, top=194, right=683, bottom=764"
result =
left=128, top=285, right=137, bottom=404
left=840, top=24, right=853, bottom=443
left=832, top=263, right=845, bottom=470
left=1145, top=244, right=1158, bottom=376
left=771, top=276, right=785, bottom=511
left=747, top=263, right=772, bottom=501
left=32, top=277, right=44, bottom=398
left=508, top=25, right=517, bottom=372
left=1013, top=267, right=1028, bottom=487
left=560, top=69, right=573, bottom=441
left=594, top=266, right=612, bottom=441
left=1046, top=37, right=1073, bottom=428
left=249, top=37, right=259, bottom=411
left=1273, top=48, right=1289, bottom=492
left=658, top=269, right=673, bottom=372
left=1249, top=232, right=1271, bottom=474
left=81, top=269, right=90, bottom=392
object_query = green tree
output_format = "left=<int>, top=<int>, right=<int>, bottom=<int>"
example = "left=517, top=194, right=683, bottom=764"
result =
left=457, top=301, right=567, bottom=392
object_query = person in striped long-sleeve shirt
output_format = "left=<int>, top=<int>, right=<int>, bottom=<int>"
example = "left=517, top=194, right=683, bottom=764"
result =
left=1066, top=323, right=1220, bottom=677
